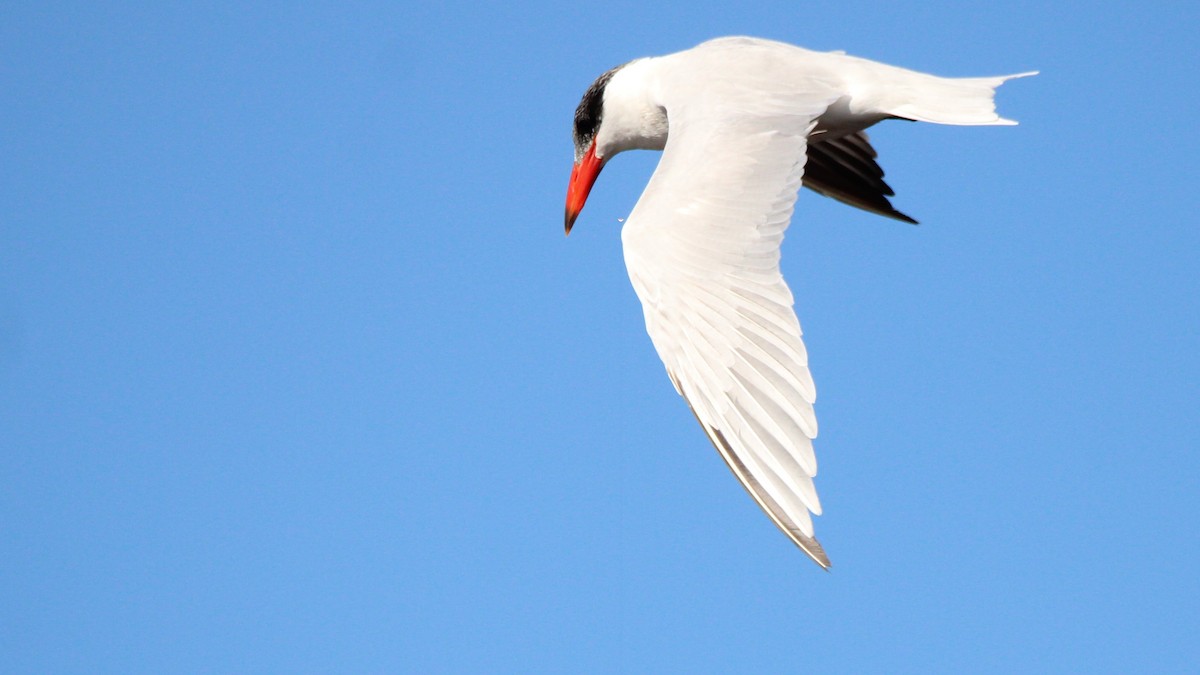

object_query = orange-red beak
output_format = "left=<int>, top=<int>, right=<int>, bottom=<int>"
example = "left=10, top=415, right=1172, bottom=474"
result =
left=564, top=141, right=604, bottom=234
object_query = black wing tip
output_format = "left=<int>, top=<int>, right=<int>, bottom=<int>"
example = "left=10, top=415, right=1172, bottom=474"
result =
left=804, top=133, right=920, bottom=226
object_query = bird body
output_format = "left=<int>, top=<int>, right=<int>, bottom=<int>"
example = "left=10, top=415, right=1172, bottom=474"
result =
left=565, top=37, right=1033, bottom=568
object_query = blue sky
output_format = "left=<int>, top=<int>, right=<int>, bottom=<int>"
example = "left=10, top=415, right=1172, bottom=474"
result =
left=2, top=1, right=1198, bottom=672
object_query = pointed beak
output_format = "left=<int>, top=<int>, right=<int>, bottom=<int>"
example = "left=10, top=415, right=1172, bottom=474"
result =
left=564, top=141, right=604, bottom=235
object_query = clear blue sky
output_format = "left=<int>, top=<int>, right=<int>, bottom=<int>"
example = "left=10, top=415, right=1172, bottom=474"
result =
left=3, top=2, right=1197, bottom=672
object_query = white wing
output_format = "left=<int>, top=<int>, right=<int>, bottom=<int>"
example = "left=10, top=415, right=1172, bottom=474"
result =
left=621, top=48, right=841, bottom=567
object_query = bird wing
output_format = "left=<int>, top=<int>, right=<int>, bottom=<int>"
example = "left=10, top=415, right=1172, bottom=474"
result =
left=620, top=61, right=842, bottom=567
left=804, top=131, right=917, bottom=224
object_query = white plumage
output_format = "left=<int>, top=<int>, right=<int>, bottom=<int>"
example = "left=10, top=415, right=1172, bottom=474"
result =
left=565, top=37, right=1033, bottom=568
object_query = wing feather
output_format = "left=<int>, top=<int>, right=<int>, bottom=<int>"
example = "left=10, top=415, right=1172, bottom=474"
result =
left=621, top=64, right=840, bottom=567
left=804, top=131, right=918, bottom=224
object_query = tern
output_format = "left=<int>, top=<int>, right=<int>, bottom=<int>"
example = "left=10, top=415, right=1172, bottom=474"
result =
left=565, top=37, right=1033, bottom=568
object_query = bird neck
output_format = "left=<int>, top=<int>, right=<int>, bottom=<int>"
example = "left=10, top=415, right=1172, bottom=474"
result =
left=595, top=58, right=669, bottom=159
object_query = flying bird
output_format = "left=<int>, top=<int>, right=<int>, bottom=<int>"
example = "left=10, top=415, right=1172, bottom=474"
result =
left=565, top=37, right=1033, bottom=568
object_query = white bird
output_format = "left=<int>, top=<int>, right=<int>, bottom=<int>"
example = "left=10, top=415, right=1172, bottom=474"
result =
left=565, top=37, right=1033, bottom=568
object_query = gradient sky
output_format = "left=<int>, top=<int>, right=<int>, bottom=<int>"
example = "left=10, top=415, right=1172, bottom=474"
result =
left=3, top=2, right=1198, bottom=672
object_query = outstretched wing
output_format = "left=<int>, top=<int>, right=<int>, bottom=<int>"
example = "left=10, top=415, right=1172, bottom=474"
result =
left=621, top=70, right=840, bottom=567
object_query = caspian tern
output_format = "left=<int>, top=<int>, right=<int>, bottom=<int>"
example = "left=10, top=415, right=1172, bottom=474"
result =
left=565, top=37, right=1033, bottom=568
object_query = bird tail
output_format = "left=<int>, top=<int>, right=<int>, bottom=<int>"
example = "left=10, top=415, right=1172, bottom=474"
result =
left=880, top=69, right=1038, bottom=126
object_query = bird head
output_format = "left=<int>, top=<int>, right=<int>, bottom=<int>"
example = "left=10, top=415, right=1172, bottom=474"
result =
left=565, top=65, right=620, bottom=234
left=565, top=59, right=667, bottom=234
